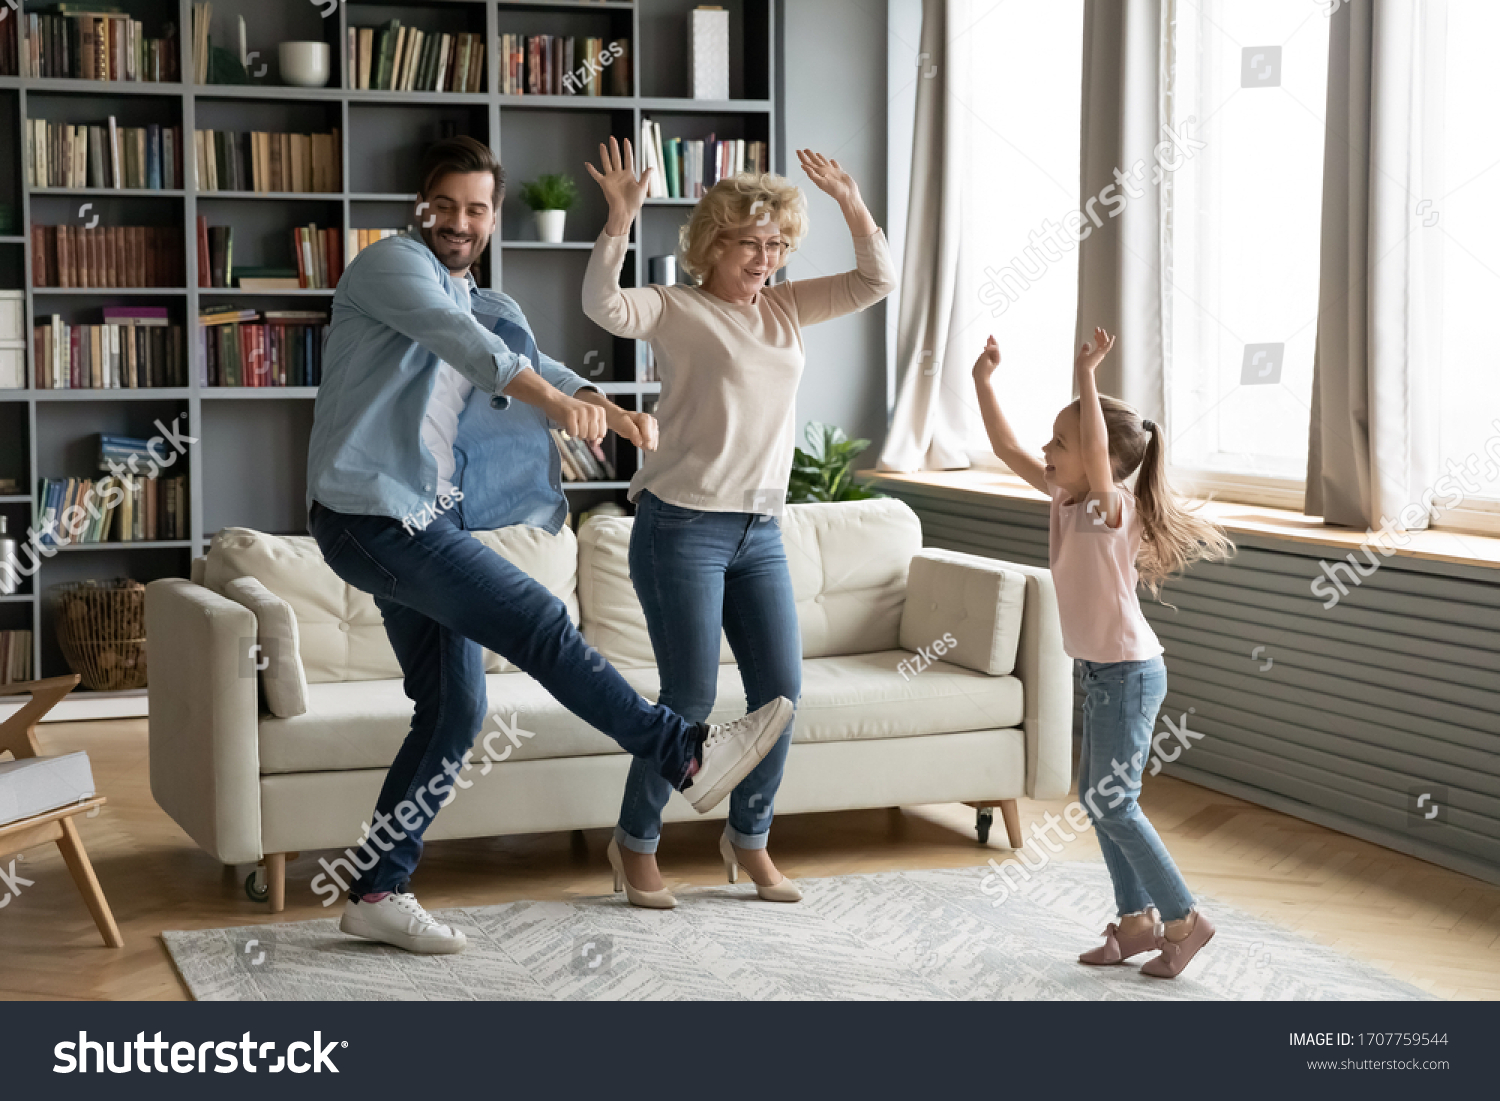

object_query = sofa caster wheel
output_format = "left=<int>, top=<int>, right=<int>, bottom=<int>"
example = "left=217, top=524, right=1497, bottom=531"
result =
left=975, top=807, right=993, bottom=844
left=245, top=868, right=269, bottom=903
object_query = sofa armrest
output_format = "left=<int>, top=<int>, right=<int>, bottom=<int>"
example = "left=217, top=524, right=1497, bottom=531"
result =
left=901, top=549, right=1028, bottom=675
left=146, top=578, right=263, bottom=865
left=1000, top=561, right=1074, bottom=800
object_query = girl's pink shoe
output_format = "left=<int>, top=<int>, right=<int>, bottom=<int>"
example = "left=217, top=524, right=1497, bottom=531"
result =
left=1141, top=911, right=1216, bottom=978
left=1079, top=919, right=1159, bottom=965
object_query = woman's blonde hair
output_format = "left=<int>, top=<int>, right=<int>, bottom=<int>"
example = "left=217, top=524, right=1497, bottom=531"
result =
left=1074, top=395, right=1235, bottom=598
left=678, top=173, right=809, bottom=282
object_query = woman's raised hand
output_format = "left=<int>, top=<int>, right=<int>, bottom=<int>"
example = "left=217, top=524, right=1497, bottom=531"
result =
left=586, top=136, right=653, bottom=232
left=796, top=149, right=861, bottom=207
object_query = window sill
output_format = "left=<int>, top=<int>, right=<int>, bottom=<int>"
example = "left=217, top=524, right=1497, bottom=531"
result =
left=861, top=469, right=1500, bottom=572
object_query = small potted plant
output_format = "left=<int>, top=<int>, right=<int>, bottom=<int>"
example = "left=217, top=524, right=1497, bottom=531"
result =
left=786, top=422, right=886, bottom=504
left=520, top=173, right=579, bottom=243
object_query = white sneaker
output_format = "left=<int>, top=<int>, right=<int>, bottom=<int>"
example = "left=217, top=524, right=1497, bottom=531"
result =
left=339, top=892, right=467, bottom=955
left=686, top=697, right=795, bottom=814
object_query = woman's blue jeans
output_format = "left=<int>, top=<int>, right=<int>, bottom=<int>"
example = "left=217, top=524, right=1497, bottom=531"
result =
left=307, top=502, right=704, bottom=897
left=1076, top=656, right=1196, bottom=922
left=615, top=491, right=802, bottom=854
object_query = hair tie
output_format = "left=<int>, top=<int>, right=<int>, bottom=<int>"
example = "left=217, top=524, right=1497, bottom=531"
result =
left=1142, top=419, right=1157, bottom=433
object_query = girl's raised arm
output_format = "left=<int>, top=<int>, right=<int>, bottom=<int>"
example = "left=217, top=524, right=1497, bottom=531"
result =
left=1075, top=326, right=1119, bottom=519
left=972, top=336, right=1049, bottom=494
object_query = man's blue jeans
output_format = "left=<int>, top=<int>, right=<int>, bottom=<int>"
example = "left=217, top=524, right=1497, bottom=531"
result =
left=614, top=491, right=801, bottom=854
left=1076, top=656, right=1195, bottom=921
left=308, top=501, right=704, bottom=896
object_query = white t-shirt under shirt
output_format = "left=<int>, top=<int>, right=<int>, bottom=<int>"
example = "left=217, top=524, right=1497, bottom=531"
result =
left=1048, top=484, right=1164, bottom=663
left=419, top=273, right=479, bottom=498
left=420, top=362, right=473, bottom=497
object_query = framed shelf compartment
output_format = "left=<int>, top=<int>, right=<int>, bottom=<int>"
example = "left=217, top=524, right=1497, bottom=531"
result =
left=0, top=0, right=779, bottom=693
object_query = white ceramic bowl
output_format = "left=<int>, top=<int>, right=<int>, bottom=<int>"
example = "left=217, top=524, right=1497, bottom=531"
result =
left=279, top=41, right=331, bottom=88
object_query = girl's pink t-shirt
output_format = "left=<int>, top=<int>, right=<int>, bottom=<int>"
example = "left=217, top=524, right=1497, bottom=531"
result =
left=1048, top=484, right=1164, bottom=663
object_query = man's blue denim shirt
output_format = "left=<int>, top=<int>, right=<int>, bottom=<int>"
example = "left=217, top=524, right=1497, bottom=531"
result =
left=307, top=232, right=591, bottom=534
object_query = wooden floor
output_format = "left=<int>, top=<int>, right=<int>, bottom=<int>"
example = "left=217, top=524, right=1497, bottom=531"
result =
left=2, top=718, right=1498, bottom=1000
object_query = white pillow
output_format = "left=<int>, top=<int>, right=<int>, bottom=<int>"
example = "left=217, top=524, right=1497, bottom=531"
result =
left=222, top=575, right=310, bottom=718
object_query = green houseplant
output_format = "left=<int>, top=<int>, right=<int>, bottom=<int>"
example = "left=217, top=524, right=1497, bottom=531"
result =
left=786, top=422, right=885, bottom=504
left=520, top=173, right=580, bottom=243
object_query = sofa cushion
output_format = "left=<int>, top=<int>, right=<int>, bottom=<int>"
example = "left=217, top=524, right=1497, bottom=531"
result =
left=901, top=549, right=1027, bottom=676
left=255, top=650, right=1024, bottom=774
left=222, top=576, right=310, bottom=718
left=576, top=497, right=923, bottom=668
left=204, top=525, right=579, bottom=683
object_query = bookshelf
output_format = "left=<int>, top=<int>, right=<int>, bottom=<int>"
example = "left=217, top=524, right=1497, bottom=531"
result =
left=0, top=0, right=779, bottom=696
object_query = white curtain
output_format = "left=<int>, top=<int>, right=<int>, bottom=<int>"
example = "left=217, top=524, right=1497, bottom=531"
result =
left=1074, top=0, right=1168, bottom=421
left=1305, top=0, right=1445, bottom=530
left=877, top=0, right=973, bottom=472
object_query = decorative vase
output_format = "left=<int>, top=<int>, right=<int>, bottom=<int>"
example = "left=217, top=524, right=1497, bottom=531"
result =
left=534, top=209, right=567, bottom=243
left=279, top=41, right=331, bottom=88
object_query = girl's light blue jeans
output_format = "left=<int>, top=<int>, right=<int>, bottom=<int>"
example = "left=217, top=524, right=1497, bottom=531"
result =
left=1076, top=656, right=1196, bottom=922
left=615, top=491, right=802, bottom=855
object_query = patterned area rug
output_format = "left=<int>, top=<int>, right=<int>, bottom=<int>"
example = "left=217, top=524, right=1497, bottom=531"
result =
left=162, top=862, right=1430, bottom=1000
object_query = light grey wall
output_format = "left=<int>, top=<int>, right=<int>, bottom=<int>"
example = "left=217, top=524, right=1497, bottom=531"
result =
left=778, top=0, right=892, bottom=454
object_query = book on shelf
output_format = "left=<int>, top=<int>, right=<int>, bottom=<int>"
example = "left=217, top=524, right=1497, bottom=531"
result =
left=292, top=225, right=344, bottom=290
left=349, top=22, right=484, bottom=93
left=197, top=307, right=327, bottom=388
left=639, top=121, right=767, bottom=200
left=550, top=430, right=616, bottom=483
left=194, top=128, right=342, bottom=193
left=26, top=118, right=182, bottom=191
left=0, top=632, right=34, bottom=688
left=32, top=310, right=186, bottom=390
left=497, top=34, right=630, bottom=96
left=20, top=6, right=179, bottom=82
left=347, top=229, right=404, bottom=263
left=30, top=225, right=185, bottom=288
left=0, top=7, right=20, bottom=78
left=34, top=473, right=188, bottom=545
left=194, top=218, right=233, bottom=288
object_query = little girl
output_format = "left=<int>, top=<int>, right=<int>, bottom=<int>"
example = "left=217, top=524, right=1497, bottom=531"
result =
left=971, top=327, right=1233, bottom=978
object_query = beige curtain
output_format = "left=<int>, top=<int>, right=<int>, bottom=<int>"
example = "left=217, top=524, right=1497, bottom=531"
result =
left=1074, top=0, right=1168, bottom=421
left=877, top=0, right=972, bottom=472
left=1306, top=0, right=1444, bottom=529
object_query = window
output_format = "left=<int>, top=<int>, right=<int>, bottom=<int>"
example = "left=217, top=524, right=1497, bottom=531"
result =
left=1434, top=0, right=1500, bottom=526
left=954, top=0, right=1084, bottom=466
left=1165, top=1, right=1330, bottom=494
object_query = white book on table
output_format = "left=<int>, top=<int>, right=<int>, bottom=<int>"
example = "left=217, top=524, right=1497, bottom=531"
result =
left=0, top=752, right=97, bottom=828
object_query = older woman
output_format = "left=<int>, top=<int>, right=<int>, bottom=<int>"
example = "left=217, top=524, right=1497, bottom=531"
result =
left=582, top=137, right=896, bottom=907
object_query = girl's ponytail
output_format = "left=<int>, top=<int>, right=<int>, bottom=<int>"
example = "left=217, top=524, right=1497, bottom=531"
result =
left=1131, top=415, right=1233, bottom=597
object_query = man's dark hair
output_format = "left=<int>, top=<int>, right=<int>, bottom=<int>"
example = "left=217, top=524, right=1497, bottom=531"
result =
left=418, top=136, right=505, bottom=207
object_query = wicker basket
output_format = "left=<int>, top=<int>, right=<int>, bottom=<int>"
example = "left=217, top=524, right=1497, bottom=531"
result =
left=51, top=579, right=149, bottom=691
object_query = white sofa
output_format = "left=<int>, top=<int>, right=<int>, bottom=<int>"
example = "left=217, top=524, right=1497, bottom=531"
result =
left=146, top=497, right=1072, bottom=911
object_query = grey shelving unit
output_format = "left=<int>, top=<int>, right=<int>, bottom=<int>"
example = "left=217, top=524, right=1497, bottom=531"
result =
left=0, top=0, right=780, bottom=694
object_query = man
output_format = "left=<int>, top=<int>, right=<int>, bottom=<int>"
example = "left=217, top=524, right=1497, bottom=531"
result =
left=306, top=136, right=791, bottom=954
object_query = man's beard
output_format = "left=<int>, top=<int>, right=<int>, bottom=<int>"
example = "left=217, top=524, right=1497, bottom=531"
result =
left=422, top=224, right=488, bottom=272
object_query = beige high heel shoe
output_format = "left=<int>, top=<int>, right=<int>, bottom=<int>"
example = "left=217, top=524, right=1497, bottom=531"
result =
left=606, top=838, right=677, bottom=909
left=719, top=834, right=802, bottom=903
